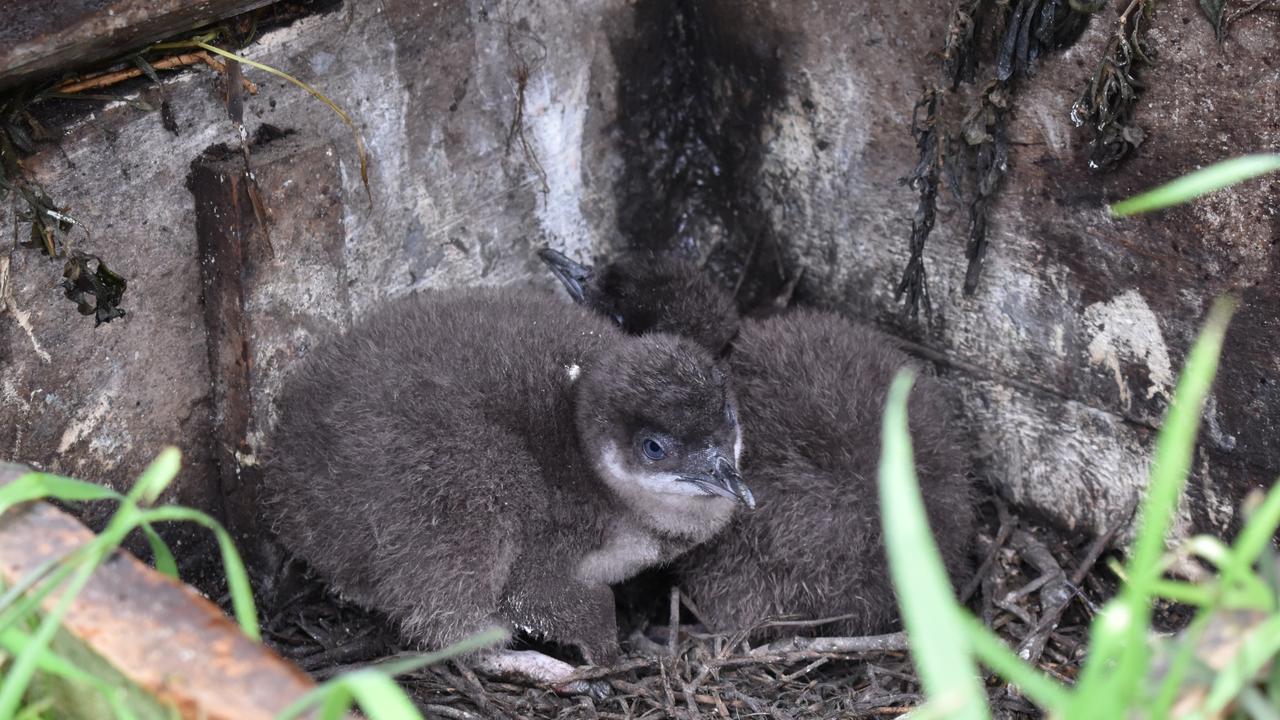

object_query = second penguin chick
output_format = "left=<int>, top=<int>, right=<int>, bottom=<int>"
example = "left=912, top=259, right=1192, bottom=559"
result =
left=539, top=249, right=976, bottom=639
left=262, top=286, right=753, bottom=676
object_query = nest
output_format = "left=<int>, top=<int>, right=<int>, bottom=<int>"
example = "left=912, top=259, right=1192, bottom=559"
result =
left=254, top=495, right=1139, bottom=719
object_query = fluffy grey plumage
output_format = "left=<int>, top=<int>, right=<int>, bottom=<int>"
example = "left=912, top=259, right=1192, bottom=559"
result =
left=540, top=250, right=976, bottom=639
left=262, top=286, right=752, bottom=664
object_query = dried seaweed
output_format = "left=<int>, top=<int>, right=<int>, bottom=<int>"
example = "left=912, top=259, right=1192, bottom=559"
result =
left=1200, top=0, right=1278, bottom=44
left=960, top=82, right=1011, bottom=295
left=1071, top=0, right=1156, bottom=172
left=897, top=90, right=941, bottom=321
left=132, top=55, right=180, bottom=136
left=898, top=0, right=1097, bottom=316
left=61, top=251, right=127, bottom=326
left=1200, top=0, right=1229, bottom=37
left=997, top=0, right=1096, bottom=82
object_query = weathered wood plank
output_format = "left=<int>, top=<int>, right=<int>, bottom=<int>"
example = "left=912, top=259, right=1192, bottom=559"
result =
left=0, top=0, right=274, bottom=90
left=0, top=465, right=317, bottom=719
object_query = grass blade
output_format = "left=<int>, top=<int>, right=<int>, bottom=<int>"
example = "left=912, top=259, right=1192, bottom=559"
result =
left=373, top=628, right=508, bottom=677
left=1204, top=615, right=1280, bottom=713
left=140, top=507, right=257, bottom=639
left=0, top=555, right=86, bottom=637
left=316, top=685, right=354, bottom=720
left=346, top=672, right=424, bottom=720
left=126, top=447, right=181, bottom=506
left=1110, top=154, right=1280, bottom=216
left=959, top=615, right=1070, bottom=713
left=1074, top=297, right=1235, bottom=713
left=878, top=370, right=989, bottom=720
left=1228, top=481, right=1280, bottom=572
left=138, top=523, right=179, bottom=580
left=0, top=473, right=121, bottom=518
left=0, top=627, right=139, bottom=720
left=0, top=557, right=99, bottom=717
left=1151, top=612, right=1214, bottom=717
left=1129, top=298, right=1235, bottom=584
left=275, top=628, right=507, bottom=720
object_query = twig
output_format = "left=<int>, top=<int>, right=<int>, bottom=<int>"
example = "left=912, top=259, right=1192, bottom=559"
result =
left=757, top=612, right=862, bottom=630
left=677, top=589, right=711, bottom=629
left=668, top=586, right=680, bottom=658
left=1015, top=500, right=1136, bottom=667
left=54, top=52, right=259, bottom=95
left=748, top=632, right=910, bottom=657
left=962, top=508, right=1015, bottom=604
left=422, top=704, right=482, bottom=720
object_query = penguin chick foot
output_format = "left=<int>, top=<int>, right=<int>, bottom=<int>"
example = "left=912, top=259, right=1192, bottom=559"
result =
left=472, top=650, right=611, bottom=699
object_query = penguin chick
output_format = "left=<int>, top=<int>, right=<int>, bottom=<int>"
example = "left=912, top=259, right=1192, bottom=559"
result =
left=539, top=250, right=975, bottom=639
left=262, top=286, right=754, bottom=673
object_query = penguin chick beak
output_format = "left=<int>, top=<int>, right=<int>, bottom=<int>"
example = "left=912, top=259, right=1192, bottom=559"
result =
left=680, top=454, right=755, bottom=510
left=538, top=247, right=593, bottom=303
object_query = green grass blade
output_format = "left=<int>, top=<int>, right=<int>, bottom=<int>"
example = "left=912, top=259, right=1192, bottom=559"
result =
left=1151, top=612, right=1213, bottom=718
left=1240, top=686, right=1280, bottom=720
left=1129, top=298, right=1235, bottom=587
left=139, top=507, right=257, bottom=639
left=0, top=555, right=78, bottom=620
left=346, top=672, right=424, bottom=720
left=0, top=473, right=122, bottom=518
left=370, top=628, right=508, bottom=677
left=316, top=685, right=355, bottom=720
left=1069, top=599, right=1134, bottom=719
left=1228, top=481, right=1280, bottom=572
left=959, top=614, right=1070, bottom=713
left=0, top=557, right=100, bottom=717
left=275, top=628, right=507, bottom=720
left=1110, top=154, right=1280, bottom=216
left=1204, top=615, right=1280, bottom=713
left=1077, top=297, right=1235, bottom=713
left=0, top=557, right=84, bottom=636
left=1149, top=579, right=1216, bottom=607
left=0, top=627, right=139, bottom=720
left=138, top=523, right=179, bottom=580
left=878, top=370, right=989, bottom=720
left=126, top=447, right=181, bottom=506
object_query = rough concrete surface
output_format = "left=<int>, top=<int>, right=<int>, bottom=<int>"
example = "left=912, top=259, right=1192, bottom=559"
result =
left=1, top=0, right=1277, bottom=558
left=0, top=0, right=275, bottom=91
left=684, top=0, right=1279, bottom=541
left=0, top=0, right=630, bottom=574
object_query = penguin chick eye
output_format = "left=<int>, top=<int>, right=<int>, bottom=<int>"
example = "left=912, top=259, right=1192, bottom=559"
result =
left=641, top=437, right=667, bottom=461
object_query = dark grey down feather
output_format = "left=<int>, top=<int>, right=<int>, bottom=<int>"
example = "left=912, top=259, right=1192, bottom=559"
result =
left=540, top=251, right=976, bottom=639
left=262, top=286, right=750, bottom=661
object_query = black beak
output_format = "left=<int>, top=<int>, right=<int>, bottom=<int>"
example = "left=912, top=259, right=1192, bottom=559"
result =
left=680, top=454, right=755, bottom=510
left=537, top=247, right=593, bottom=304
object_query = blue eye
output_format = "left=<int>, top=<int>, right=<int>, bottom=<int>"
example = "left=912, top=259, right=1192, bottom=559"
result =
left=642, top=438, right=666, bottom=461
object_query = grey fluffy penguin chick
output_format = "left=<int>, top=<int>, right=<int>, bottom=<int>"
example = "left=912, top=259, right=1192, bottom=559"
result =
left=262, top=286, right=754, bottom=684
left=539, top=249, right=976, bottom=639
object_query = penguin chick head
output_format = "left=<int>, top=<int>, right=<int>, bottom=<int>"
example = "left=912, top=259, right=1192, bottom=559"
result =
left=539, top=248, right=740, bottom=356
left=575, top=333, right=754, bottom=537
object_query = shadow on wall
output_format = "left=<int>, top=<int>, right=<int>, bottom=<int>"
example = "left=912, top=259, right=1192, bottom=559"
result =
left=609, top=0, right=793, bottom=313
